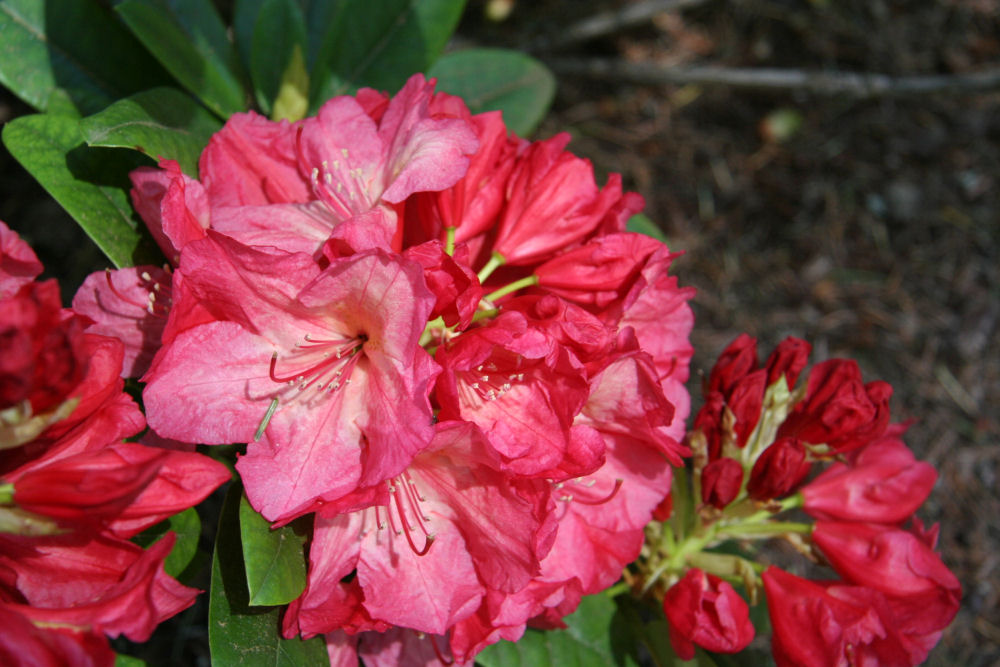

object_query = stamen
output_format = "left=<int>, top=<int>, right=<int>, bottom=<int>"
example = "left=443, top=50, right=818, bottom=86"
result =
left=571, top=479, right=625, bottom=506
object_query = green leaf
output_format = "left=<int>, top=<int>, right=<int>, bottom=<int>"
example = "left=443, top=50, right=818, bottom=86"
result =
left=232, top=0, right=269, bottom=73
left=0, top=0, right=170, bottom=114
left=116, top=0, right=247, bottom=118
left=2, top=113, right=162, bottom=268
left=209, top=484, right=328, bottom=667
left=250, top=0, right=308, bottom=119
left=428, top=48, right=556, bottom=137
left=626, top=213, right=670, bottom=244
left=477, top=593, right=628, bottom=667
left=239, top=491, right=308, bottom=606
left=114, top=654, right=147, bottom=667
left=79, top=87, right=221, bottom=178
left=309, top=0, right=466, bottom=108
left=132, top=507, right=202, bottom=579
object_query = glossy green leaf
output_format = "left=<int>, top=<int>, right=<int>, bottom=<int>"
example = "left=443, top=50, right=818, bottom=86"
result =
left=2, top=113, right=162, bottom=268
left=239, top=492, right=308, bottom=607
left=232, top=0, right=269, bottom=73
left=132, top=507, right=202, bottom=579
left=209, top=484, right=328, bottom=667
left=250, top=0, right=308, bottom=119
left=0, top=0, right=169, bottom=114
left=477, top=593, right=633, bottom=667
left=626, top=212, right=670, bottom=244
left=309, top=0, right=466, bottom=107
left=428, top=48, right=556, bottom=137
left=80, top=87, right=221, bottom=177
left=114, top=654, right=147, bottom=667
left=116, top=0, right=247, bottom=119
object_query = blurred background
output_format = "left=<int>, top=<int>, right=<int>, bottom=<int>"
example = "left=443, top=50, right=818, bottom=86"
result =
left=2, top=1, right=997, bottom=664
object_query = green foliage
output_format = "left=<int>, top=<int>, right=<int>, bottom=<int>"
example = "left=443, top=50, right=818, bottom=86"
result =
left=309, top=0, right=466, bottom=107
left=477, top=593, right=638, bottom=667
left=132, top=507, right=202, bottom=580
left=429, top=48, right=556, bottom=137
left=209, top=484, right=328, bottom=667
left=626, top=213, right=670, bottom=245
left=246, top=0, right=308, bottom=118
left=1, top=113, right=162, bottom=268
left=80, top=87, right=222, bottom=177
left=115, top=0, right=247, bottom=118
left=238, top=492, right=309, bottom=607
left=0, top=0, right=169, bottom=114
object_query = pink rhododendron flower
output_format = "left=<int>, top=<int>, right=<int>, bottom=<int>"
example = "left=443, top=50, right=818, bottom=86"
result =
left=145, top=235, right=439, bottom=523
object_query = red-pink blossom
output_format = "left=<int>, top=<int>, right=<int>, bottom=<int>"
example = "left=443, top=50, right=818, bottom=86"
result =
left=0, top=220, right=42, bottom=299
left=284, top=422, right=551, bottom=638
left=490, top=133, right=625, bottom=265
left=802, top=436, right=937, bottom=524
left=144, top=235, right=439, bottom=523
left=778, top=359, right=892, bottom=453
left=812, top=521, right=961, bottom=631
left=701, top=457, right=744, bottom=509
left=663, top=568, right=755, bottom=659
left=747, top=436, right=810, bottom=501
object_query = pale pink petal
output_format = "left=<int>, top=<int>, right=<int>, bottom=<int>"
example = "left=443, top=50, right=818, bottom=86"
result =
left=358, top=495, right=483, bottom=634
left=210, top=202, right=338, bottom=256
left=72, top=266, right=171, bottom=378
left=143, top=321, right=280, bottom=445
left=377, top=74, right=479, bottom=204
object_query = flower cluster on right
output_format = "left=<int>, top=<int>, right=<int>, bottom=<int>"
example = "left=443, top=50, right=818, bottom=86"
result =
left=646, top=334, right=961, bottom=666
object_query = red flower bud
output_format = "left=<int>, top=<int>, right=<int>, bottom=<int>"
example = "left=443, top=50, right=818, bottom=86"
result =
left=764, top=336, right=811, bottom=388
left=664, top=568, right=754, bottom=660
left=747, top=437, right=809, bottom=501
left=778, top=359, right=892, bottom=453
left=701, top=457, right=743, bottom=509
left=707, top=334, right=758, bottom=397
left=728, top=369, right=766, bottom=448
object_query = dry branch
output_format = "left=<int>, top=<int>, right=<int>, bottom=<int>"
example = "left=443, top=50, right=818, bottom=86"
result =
left=545, top=58, right=1000, bottom=97
left=527, top=0, right=710, bottom=52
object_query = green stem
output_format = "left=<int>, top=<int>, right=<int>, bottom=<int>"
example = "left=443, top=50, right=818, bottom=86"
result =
left=477, top=252, right=505, bottom=284
left=0, top=483, right=13, bottom=506
left=445, top=227, right=456, bottom=256
left=717, top=520, right=813, bottom=538
left=485, top=274, right=539, bottom=302
left=419, top=316, right=446, bottom=348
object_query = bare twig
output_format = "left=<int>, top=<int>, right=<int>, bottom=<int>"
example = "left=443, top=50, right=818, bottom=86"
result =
left=545, top=58, right=1000, bottom=97
left=527, top=0, right=710, bottom=52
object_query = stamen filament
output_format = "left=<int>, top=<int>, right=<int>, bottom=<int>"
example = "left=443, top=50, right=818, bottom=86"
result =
left=572, top=478, right=624, bottom=506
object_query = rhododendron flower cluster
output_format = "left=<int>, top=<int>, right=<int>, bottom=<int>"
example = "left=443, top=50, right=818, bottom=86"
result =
left=72, top=74, right=695, bottom=663
left=0, top=222, right=230, bottom=665
left=639, top=334, right=960, bottom=666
